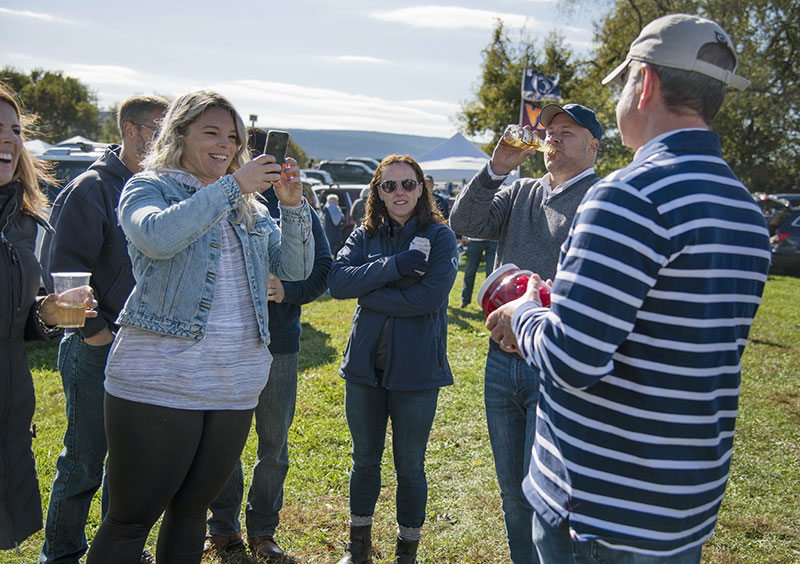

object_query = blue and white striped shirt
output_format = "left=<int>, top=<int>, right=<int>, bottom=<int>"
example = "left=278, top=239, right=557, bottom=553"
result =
left=513, top=129, right=771, bottom=556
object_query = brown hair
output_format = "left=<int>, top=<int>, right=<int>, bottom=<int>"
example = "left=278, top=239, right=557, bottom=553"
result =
left=0, top=81, right=51, bottom=218
left=362, top=154, right=445, bottom=236
left=117, top=94, right=169, bottom=136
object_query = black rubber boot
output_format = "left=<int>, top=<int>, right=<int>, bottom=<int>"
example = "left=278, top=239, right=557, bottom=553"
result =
left=337, top=525, right=372, bottom=564
left=394, top=536, right=419, bottom=564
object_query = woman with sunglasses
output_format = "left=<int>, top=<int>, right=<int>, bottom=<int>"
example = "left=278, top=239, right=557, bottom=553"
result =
left=328, top=154, right=457, bottom=564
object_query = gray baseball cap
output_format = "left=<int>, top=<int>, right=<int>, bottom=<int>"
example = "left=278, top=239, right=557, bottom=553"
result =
left=602, top=13, right=750, bottom=90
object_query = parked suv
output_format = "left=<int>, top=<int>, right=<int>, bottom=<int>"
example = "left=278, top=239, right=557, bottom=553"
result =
left=345, top=157, right=381, bottom=171
left=317, top=160, right=374, bottom=184
left=37, top=143, right=107, bottom=200
left=301, top=168, right=334, bottom=185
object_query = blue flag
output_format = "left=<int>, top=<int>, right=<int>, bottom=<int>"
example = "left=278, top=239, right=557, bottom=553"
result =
left=522, top=69, right=562, bottom=102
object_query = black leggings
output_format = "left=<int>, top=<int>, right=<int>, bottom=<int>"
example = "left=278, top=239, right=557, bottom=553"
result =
left=85, top=393, right=253, bottom=564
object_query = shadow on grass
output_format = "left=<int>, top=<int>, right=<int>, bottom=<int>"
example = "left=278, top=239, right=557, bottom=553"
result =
left=25, top=339, right=60, bottom=372
left=447, top=304, right=485, bottom=331
left=749, top=338, right=789, bottom=348
left=298, top=321, right=338, bottom=372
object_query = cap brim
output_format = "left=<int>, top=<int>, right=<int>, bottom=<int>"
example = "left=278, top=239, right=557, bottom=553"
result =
left=602, top=58, right=631, bottom=87
left=538, top=104, right=565, bottom=128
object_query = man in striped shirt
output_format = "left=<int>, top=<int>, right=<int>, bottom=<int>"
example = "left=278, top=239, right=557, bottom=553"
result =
left=487, top=14, right=770, bottom=563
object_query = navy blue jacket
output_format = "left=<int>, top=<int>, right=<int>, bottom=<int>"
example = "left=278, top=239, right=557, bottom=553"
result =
left=261, top=188, right=332, bottom=354
left=328, top=217, right=457, bottom=390
left=41, top=145, right=133, bottom=338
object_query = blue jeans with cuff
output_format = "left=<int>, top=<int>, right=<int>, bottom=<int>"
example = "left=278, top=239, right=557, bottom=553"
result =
left=40, top=332, right=111, bottom=564
left=484, top=340, right=540, bottom=563
left=345, top=379, right=439, bottom=530
left=208, top=352, right=298, bottom=539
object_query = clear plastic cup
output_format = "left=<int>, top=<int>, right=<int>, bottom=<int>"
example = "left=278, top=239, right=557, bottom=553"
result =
left=51, top=272, right=91, bottom=328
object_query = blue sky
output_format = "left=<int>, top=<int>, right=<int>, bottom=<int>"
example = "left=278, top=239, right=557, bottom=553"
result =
left=2, top=1, right=603, bottom=138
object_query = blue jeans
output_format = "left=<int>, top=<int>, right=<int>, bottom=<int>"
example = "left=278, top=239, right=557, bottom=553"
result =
left=40, top=332, right=111, bottom=564
left=461, top=240, right=497, bottom=305
left=208, top=352, right=298, bottom=538
left=484, top=341, right=540, bottom=564
left=345, top=380, right=439, bottom=529
left=532, top=513, right=703, bottom=564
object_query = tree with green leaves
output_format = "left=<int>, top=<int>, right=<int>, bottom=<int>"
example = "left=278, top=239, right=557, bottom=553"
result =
left=0, top=67, right=100, bottom=142
left=575, top=0, right=799, bottom=190
left=461, top=1, right=799, bottom=191
left=457, top=20, right=580, bottom=178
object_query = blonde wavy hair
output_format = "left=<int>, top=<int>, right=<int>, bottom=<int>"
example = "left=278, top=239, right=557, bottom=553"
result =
left=0, top=82, right=52, bottom=218
left=143, top=90, right=257, bottom=227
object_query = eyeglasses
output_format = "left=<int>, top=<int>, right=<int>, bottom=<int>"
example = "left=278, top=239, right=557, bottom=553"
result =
left=132, top=122, right=159, bottom=134
left=379, top=179, right=421, bottom=194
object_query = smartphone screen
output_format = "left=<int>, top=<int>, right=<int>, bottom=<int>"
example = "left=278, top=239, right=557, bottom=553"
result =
left=265, top=130, right=289, bottom=165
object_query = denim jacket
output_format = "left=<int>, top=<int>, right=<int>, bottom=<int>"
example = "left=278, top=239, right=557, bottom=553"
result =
left=116, top=170, right=314, bottom=344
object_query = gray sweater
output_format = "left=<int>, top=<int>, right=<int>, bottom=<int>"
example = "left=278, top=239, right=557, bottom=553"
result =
left=449, top=165, right=599, bottom=281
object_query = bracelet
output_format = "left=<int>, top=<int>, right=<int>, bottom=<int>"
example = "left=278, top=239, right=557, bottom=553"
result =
left=35, top=300, right=61, bottom=338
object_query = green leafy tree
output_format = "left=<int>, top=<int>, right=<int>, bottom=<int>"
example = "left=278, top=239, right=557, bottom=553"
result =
left=96, top=104, right=121, bottom=144
left=0, top=67, right=100, bottom=142
left=461, top=1, right=800, bottom=189
left=457, top=21, right=582, bottom=178
left=580, top=0, right=800, bottom=191
left=287, top=138, right=309, bottom=169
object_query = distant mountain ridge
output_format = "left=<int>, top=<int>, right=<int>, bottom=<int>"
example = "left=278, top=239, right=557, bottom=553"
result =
left=284, top=129, right=448, bottom=162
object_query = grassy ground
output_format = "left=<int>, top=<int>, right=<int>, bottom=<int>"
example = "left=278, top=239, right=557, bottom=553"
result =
left=6, top=271, right=800, bottom=563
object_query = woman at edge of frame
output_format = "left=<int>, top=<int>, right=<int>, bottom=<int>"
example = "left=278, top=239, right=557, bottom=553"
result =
left=328, top=154, right=457, bottom=564
left=0, top=83, right=96, bottom=550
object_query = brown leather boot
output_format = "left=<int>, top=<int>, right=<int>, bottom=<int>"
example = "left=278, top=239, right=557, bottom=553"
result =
left=202, top=533, right=244, bottom=554
left=394, top=536, right=419, bottom=564
left=337, top=525, right=372, bottom=564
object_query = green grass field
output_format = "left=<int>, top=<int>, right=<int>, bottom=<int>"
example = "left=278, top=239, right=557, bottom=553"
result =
left=6, top=271, right=800, bottom=563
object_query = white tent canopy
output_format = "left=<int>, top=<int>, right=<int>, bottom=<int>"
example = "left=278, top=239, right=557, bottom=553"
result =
left=24, top=139, right=54, bottom=155
left=417, top=132, right=518, bottom=185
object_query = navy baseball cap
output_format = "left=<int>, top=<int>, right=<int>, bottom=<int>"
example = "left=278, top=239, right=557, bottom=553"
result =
left=538, top=103, right=603, bottom=141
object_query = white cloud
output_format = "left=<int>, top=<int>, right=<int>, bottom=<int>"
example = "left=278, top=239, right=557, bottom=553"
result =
left=213, top=79, right=458, bottom=137
left=0, top=7, right=75, bottom=24
left=370, top=6, right=532, bottom=30
left=315, top=55, right=394, bottom=65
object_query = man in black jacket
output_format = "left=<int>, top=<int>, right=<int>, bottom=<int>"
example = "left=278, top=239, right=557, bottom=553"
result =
left=39, top=94, right=168, bottom=564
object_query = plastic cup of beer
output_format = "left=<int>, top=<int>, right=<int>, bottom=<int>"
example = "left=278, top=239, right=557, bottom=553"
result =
left=51, top=272, right=91, bottom=328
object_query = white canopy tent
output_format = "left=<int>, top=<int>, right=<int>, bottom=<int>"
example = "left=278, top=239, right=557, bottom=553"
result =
left=24, top=139, right=54, bottom=155
left=416, top=132, right=519, bottom=185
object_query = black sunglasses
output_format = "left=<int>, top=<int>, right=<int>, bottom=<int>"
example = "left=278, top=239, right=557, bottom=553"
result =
left=379, top=179, right=421, bottom=194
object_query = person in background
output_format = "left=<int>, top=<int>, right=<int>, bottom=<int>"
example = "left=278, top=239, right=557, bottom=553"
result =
left=488, top=14, right=767, bottom=563
left=0, top=82, right=96, bottom=551
left=425, top=174, right=449, bottom=220
left=328, top=155, right=457, bottom=564
left=85, top=90, right=314, bottom=563
left=39, top=94, right=168, bottom=564
left=349, top=186, right=370, bottom=226
left=323, top=193, right=345, bottom=256
left=459, top=237, right=497, bottom=308
left=449, top=103, right=601, bottom=563
left=204, top=127, right=333, bottom=562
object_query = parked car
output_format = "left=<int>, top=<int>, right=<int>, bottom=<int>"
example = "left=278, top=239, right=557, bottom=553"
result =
left=770, top=208, right=800, bottom=274
left=37, top=143, right=107, bottom=201
left=770, top=193, right=800, bottom=208
left=345, top=156, right=381, bottom=171
left=301, top=168, right=334, bottom=185
left=317, top=160, right=374, bottom=184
